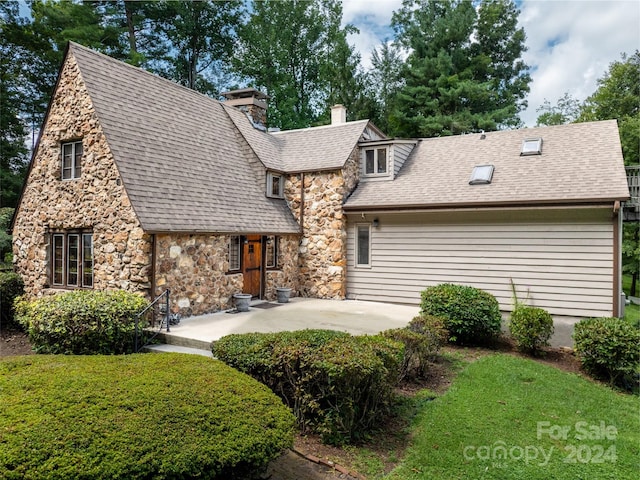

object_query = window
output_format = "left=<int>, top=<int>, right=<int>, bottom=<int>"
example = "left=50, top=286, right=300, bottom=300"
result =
left=229, top=236, right=241, bottom=271
left=62, top=141, right=83, bottom=180
left=355, top=224, right=371, bottom=267
left=267, top=172, right=284, bottom=198
left=521, top=138, right=542, bottom=156
left=469, top=165, right=494, bottom=185
left=364, top=148, right=388, bottom=175
left=265, top=236, right=278, bottom=268
left=50, top=231, right=92, bottom=288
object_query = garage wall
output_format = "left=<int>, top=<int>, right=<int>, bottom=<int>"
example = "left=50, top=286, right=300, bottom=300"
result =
left=346, top=208, right=615, bottom=318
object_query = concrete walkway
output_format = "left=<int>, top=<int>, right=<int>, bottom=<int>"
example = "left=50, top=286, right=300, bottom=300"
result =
left=153, top=297, right=419, bottom=350
left=146, top=297, right=576, bottom=354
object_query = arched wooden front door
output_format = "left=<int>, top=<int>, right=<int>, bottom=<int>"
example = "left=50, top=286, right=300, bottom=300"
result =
left=242, top=235, right=262, bottom=297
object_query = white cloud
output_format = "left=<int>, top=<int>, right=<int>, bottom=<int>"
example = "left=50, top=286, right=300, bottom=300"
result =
left=345, top=0, right=640, bottom=127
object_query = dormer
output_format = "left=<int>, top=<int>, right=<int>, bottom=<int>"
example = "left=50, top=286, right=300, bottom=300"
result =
left=359, top=139, right=417, bottom=181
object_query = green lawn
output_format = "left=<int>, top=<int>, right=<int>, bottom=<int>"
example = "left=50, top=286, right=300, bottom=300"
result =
left=387, top=355, right=639, bottom=480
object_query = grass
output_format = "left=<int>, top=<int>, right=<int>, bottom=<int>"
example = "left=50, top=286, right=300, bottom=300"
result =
left=622, top=274, right=637, bottom=298
left=386, top=354, right=639, bottom=480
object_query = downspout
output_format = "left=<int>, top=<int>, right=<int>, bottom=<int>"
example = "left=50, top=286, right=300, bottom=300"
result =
left=150, top=233, right=157, bottom=301
left=299, top=172, right=305, bottom=230
left=613, top=201, right=621, bottom=317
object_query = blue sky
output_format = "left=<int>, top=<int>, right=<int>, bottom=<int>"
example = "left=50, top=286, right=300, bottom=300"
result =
left=343, top=0, right=640, bottom=126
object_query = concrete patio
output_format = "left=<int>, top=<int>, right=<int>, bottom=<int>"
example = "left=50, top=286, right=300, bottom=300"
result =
left=145, top=297, right=577, bottom=356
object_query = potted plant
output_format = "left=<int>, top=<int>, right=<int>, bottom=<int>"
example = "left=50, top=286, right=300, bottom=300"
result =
left=276, top=287, right=292, bottom=303
left=233, top=293, right=252, bottom=312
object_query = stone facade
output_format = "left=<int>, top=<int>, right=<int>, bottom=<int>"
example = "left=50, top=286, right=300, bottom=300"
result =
left=285, top=148, right=360, bottom=299
left=155, top=233, right=300, bottom=316
left=154, top=234, right=242, bottom=316
left=13, top=52, right=152, bottom=298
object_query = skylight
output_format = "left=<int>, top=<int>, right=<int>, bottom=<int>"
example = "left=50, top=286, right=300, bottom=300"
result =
left=469, top=165, right=494, bottom=185
left=521, top=138, right=543, bottom=155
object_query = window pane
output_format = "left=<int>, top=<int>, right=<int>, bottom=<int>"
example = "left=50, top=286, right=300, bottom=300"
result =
left=62, top=144, right=72, bottom=179
left=356, top=225, right=370, bottom=266
left=229, top=236, right=240, bottom=270
left=265, top=236, right=277, bottom=268
left=82, top=234, right=93, bottom=287
left=74, top=142, right=83, bottom=178
left=377, top=148, right=387, bottom=173
left=67, top=234, right=79, bottom=286
left=53, top=235, right=64, bottom=285
left=365, top=150, right=374, bottom=174
left=271, top=174, right=281, bottom=197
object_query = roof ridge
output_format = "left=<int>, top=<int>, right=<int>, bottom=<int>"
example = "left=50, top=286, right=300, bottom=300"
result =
left=69, top=41, right=224, bottom=108
left=271, top=119, right=370, bottom=135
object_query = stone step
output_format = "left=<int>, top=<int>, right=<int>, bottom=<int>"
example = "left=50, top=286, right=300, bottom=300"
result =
left=154, top=332, right=212, bottom=351
left=142, top=343, right=214, bottom=358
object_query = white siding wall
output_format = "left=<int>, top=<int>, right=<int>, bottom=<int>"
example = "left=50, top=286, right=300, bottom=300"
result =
left=392, top=142, right=416, bottom=177
left=346, top=208, right=615, bottom=318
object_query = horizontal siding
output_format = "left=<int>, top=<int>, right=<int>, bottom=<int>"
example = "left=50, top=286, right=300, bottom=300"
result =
left=346, top=209, right=614, bottom=318
left=393, top=143, right=415, bottom=177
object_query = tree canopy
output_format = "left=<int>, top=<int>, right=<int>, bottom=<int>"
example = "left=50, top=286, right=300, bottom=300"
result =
left=389, top=0, right=530, bottom=137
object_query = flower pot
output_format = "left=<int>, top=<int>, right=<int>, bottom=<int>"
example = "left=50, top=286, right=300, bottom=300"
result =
left=276, top=287, right=292, bottom=304
left=233, top=293, right=252, bottom=312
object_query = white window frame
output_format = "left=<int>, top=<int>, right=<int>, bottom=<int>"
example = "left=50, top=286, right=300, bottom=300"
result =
left=266, top=172, right=284, bottom=198
left=363, top=147, right=388, bottom=176
left=355, top=223, right=372, bottom=268
left=469, top=164, right=495, bottom=185
left=61, top=140, right=83, bottom=180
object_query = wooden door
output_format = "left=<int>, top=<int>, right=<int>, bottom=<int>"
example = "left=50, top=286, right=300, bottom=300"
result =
left=242, top=235, right=262, bottom=297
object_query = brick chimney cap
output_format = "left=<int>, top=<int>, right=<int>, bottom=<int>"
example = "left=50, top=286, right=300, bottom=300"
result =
left=221, top=88, right=268, bottom=101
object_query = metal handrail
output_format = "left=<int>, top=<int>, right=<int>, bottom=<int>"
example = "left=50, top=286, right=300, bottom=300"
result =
left=135, top=289, right=170, bottom=353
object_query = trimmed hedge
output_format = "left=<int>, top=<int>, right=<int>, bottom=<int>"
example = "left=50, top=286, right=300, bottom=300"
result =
left=509, top=305, right=554, bottom=355
left=0, top=272, right=23, bottom=326
left=420, top=283, right=502, bottom=345
left=573, top=317, right=640, bottom=389
left=382, top=314, right=448, bottom=381
left=15, top=290, right=149, bottom=354
left=0, top=354, right=295, bottom=479
left=213, top=330, right=403, bottom=445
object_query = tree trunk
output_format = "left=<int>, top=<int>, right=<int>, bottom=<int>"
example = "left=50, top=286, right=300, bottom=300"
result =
left=124, top=1, right=138, bottom=58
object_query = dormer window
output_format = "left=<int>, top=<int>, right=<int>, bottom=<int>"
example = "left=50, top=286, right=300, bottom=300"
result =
left=61, top=140, right=82, bottom=180
left=469, top=165, right=494, bottom=185
left=267, top=172, right=284, bottom=198
left=521, top=138, right=542, bottom=156
left=364, top=148, right=387, bottom=175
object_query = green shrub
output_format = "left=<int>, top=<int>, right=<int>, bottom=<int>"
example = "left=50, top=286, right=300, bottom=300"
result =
left=509, top=305, right=554, bottom=355
left=213, top=330, right=403, bottom=445
left=15, top=290, right=149, bottom=354
left=382, top=314, right=448, bottom=381
left=420, top=283, right=502, bottom=345
left=0, top=354, right=294, bottom=479
left=573, top=317, right=640, bottom=388
left=0, top=272, right=24, bottom=326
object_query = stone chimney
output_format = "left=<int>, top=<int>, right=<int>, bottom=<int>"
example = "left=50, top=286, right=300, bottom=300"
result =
left=331, top=104, right=347, bottom=125
left=221, top=88, right=268, bottom=128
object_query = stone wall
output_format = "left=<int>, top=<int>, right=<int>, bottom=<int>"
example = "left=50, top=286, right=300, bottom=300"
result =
left=285, top=148, right=360, bottom=298
left=12, top=52, right=151, bottom=298
left=264, top=235, right=299, bottom=300
left=154, top=234, right=243, bottom=316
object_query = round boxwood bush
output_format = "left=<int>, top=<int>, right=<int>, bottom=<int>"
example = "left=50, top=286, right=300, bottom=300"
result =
left=420, top=283, right=502, bottom=345
left=0, top=354, right=294, bottom=479
left=573, top=317, right=640, bottom=388
left=509, top=305, right=554, bottom=355
left=14, top=290, right=149, bottom=354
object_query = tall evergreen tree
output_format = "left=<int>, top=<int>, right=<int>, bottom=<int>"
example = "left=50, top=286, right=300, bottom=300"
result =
left=390, top=0, right=530, bottom=137
left=368, top=40, right=404, bottom=132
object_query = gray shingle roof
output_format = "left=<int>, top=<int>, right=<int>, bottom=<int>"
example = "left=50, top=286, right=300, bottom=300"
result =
left=70, top=43, right=300, bottom=234
left=345, top=120, right=629, bottom=210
